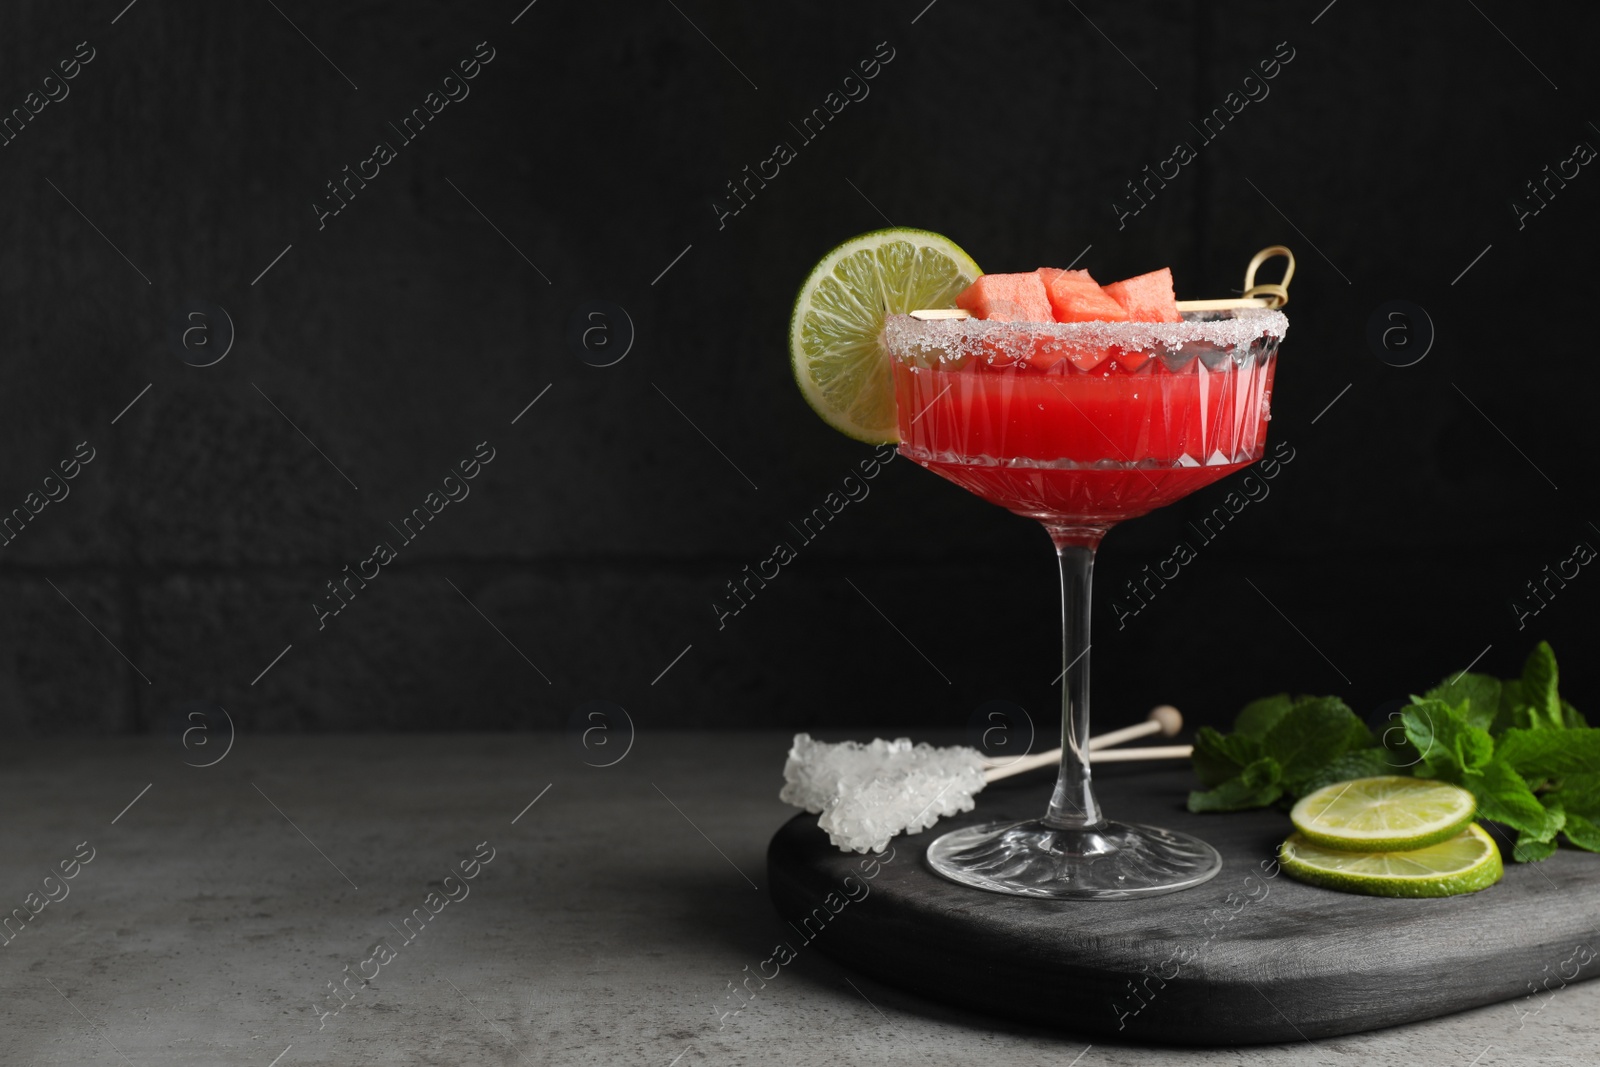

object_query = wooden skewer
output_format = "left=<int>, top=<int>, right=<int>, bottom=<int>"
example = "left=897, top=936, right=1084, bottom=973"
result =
left=982, top=705, right=1185, bottom=783
left=1173, top=297, right=1275, bottom=311
left=910, top=296, right=1276, bottom=317
left=910, top=303, right=1274, bottom=316
left=1175, top=248, right=1294, bottom=310
left=910, top=245, right=1297, bottom=320
left=911, top=300, right=1283, bottom=316
left=985, top=744, right=1192, bottom=780
left=1087, top=745, right=1193, bottom=763
left=1086, top=704, right=1183, bottom=750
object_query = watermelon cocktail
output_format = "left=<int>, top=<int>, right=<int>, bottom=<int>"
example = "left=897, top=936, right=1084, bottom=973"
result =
left=883, top=300, right=1287, bottom=899
left=891, top=314, right=1279, bottom=528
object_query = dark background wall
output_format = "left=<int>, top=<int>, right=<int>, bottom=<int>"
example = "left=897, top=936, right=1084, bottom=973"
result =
left=0, top=1, right=1594, bottom=740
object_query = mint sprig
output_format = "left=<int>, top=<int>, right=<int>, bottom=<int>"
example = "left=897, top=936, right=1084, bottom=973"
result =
left=1188, top=694, right=1372, bottom=811
left=1187, top=641, right=1598, bottom=863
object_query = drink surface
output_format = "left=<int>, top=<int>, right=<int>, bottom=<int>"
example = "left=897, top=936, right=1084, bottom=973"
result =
left=888, top=316, right=1281, bottom=525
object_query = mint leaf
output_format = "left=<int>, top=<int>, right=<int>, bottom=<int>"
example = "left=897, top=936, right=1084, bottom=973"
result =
left=1553, top=772, right=1600, bottom=817
left=1295, top=749, right=1400, bottom=795
left=1470, top=760, right=1560, bottom=839
left=1514, top=833, right=1560, bottom=863
left=1187, top=642, right=1593, bottom=864
left=1233, top=694, right=1295, bottom=740
left=1263, top=697, right=1373, bottom=792
left=1492, top=678, right=1525, bottom=734
left=1373, top=708, right=1422, bottom=766
left=1192, top=727, right=1262, bottom=788
left=1563, top=813, right=1600, bottom=852
left=1187, top=757, right=1283, bottom=812
left=1519, top=641, right=1563, bottom=730
left=1403, top=699, right=1493, bottom=781
left=1512, top=796, right=1565, bottom=862
left=1563, top=700, right=1588, bottom=729
left=1424, top=672, right=1501, bottom=731
left=1495, top=727, right=1600, bottom=782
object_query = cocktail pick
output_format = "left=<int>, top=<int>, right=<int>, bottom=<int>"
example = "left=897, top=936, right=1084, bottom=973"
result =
left=1175, top=245, right=1295, bottom=312
left=908, top=245, right=1296, bottom=319
left=781, top=707, right=1190, bottom=854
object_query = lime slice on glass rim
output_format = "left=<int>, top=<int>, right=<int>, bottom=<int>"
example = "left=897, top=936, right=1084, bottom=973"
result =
left=1290, top=776, right=1477, bottom=852
left=789, top=228, right=981, bottom=444
left=1280, top=823, right=1503, bottom=898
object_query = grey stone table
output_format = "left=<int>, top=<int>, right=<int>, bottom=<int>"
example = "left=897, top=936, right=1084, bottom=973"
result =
left=1, top=732, right=1593, bottom=1066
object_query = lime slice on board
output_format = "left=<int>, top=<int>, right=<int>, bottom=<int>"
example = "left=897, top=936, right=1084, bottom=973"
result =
left=1279, top=823, right=1503, bottom=898
left=1290, top=776, right=1477, bottom=852
left=790, top=228, right=981, bottom=444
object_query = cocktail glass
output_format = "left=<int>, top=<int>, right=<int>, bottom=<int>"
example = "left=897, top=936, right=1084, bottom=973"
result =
left=883, top=308, right=1287, bottom=899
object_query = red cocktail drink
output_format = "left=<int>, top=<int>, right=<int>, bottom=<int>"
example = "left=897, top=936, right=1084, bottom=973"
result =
left=883, top=308, right=1286, bottom=898
left=889, top=313, right=1279, bottom=533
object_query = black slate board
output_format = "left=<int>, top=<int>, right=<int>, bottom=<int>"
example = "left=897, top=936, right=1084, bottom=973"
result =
left=767, top=767, right=1600, bottom=1044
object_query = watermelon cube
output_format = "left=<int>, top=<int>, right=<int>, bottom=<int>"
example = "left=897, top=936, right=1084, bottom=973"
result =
left=1101, top=268, right=1182, bottom=323
left=954, top=273, right=1054, bottom=323
left=1040, top=268, right=1131, bottom=323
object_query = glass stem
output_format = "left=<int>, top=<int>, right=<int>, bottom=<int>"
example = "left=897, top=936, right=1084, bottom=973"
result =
left=1045, top=527, right=1107, bottom=830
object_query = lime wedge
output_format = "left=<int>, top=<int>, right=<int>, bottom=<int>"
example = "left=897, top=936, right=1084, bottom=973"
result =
left=1280, top=823, right=1503, bottom=898
left=790, top=228, right=981, bottom=444
left=1290, top=776, right=1476, bottom=852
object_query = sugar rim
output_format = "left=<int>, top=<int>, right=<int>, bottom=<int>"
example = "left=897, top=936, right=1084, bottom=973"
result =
left=883, top=307, right=1289, bottom=354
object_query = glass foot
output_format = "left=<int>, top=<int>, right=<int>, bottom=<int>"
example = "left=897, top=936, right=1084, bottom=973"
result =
left=925, top=819, right=1223, bottom=900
